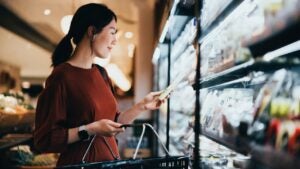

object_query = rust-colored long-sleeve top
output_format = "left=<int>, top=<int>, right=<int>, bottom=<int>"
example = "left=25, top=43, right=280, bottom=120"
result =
left=34, top=63, right=119, bottom=166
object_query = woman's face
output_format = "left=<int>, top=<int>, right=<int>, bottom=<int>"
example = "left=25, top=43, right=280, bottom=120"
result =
left=93, top=19, right=117, bottom=58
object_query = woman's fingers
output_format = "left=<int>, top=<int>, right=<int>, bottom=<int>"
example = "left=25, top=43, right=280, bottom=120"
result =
left=141, top=90, right=171, bottom=111
left=96, top=120, right=124, bottom=136
left=108, top=120, right=122, bottom=128
left=107, top=121, right=125, bottom=133
left=155, top=99, right=163, bottom=107
left=151, top=91, right=163, bottom=96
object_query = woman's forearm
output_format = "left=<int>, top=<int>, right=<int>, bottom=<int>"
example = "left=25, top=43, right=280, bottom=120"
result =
left=68, top=127, right=81, bottom=144
left=117, top=91, right=164, bottom=124
left=117, top=102, right=146, bottom=124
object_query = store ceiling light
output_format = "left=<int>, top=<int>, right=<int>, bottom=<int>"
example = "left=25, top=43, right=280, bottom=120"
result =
left=44, top=9, right=51, bottom=16
left=61, top=15, right=73, bottom=34
left=127, top=43, right=135, bottom=58
left=22, top=81, right=31, bottom=89
left=124, top=31, right=133, bottom=39
left=106, top=64, right=131, bottom=91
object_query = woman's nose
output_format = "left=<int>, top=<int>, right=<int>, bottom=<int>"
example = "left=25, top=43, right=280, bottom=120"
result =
left=112, top=36, right=117, bottom=45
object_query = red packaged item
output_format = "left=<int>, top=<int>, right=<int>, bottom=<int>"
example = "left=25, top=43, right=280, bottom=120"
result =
left=275, top=121, right=295, bottom=151
left=266, top=119, right=281, bottom=146
left=288, top=125, right=300, bottom=156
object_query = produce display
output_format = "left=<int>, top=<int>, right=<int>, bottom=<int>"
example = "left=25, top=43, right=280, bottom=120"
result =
left=0, top=91, right=35, bottom=129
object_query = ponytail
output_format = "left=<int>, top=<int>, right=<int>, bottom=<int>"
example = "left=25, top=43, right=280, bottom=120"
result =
left=51, top=34, right=73, bottom=67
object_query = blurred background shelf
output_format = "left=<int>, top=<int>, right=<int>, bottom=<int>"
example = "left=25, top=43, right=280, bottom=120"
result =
left=0, top=133, right=32, bottom=152
left=0, top=110, right=35, bottom=134
left=201, top=128, right=300, bottom=169
left=250, top=143, right=300, bottom=169
left=201, top=129, right=250, bottom=155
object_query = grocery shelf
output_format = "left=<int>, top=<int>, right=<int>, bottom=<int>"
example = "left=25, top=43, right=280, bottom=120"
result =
left=247, top=21, right=300, bottom=57
left=0, top=134, right=32, bottom=151
left=194, top=59, right=254, bottom=89
left=174, top=1, right=196, bottom=16
left=201, top=76, right=264, bottom=90
left=0, top=111, right=35, bottom=135
left=169, top=15, right=193, bottom=43
left=159, top=4, right=194, bottom=44
left=261, top=40, right=300, bottom=62
left=245, top=7, right=300, bottom=57
left=192, top=59, right=300, bottom=90
left=201, top=129, right=249, bottom=155
left=198, top=0, right=243, bottom=43
left=201, top=129, right=300, bottom=169
left=155, top=1, right=300, bottom=169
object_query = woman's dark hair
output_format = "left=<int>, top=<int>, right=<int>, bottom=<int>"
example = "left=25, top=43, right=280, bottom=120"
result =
left=51, top=3, right=117, bottom=67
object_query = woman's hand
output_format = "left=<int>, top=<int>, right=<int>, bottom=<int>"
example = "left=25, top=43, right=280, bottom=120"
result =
left=116, top=91, right=170, bottom=124
left=140, top=91, right=168, bottom=111
left=87, top=119, right=125, bottom=137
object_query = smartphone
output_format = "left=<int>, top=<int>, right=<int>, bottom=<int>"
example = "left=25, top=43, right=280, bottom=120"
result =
left=120, top=124, right=144, bottom=128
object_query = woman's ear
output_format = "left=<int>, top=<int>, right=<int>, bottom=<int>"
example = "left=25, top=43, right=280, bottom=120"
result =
left=87, top=26, right=96, bottom=41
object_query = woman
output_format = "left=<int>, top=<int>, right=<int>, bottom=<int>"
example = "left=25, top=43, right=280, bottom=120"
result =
left=33, top=3, right=165, bottom=166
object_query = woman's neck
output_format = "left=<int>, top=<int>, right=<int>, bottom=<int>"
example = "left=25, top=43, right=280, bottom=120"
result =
left=68, top=38, right=94, bottom=69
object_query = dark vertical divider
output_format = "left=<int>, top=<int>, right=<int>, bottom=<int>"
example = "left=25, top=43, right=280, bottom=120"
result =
left=193, top=0, right=202, bottom=168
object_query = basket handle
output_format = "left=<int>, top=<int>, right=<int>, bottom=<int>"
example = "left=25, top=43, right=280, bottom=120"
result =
left=122, top=123, right=170, bottom=159
left=81, top=123, right=170, bottom=163
left=81, top=135, right=97, bottom=163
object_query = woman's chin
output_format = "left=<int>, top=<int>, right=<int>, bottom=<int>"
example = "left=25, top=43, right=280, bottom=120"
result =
left=95, top=54, right=109, bottom=59
left=94, top=54, right=111, bottom=66
left=102, top=53, right=111, bottom=59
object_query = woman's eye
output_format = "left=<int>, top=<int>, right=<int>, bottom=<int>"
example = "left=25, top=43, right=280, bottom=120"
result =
left=112, top=29, right=118, bottom=35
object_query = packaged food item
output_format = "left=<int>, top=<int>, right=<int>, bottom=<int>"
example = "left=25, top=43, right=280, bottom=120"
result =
left=288, top=126, right=300, bottom=156
left=266, top=119, right=281, bottom=146
left=275, top=121, right=295, bottom=151
left=252, top=69, right=287, bottom=122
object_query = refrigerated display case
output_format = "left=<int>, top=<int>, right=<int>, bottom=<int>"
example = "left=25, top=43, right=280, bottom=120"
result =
left=153, top=0, right=300, bottom=168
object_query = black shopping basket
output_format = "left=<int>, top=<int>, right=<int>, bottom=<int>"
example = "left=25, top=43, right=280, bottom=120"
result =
left=56, top=123, right=189, bottom=169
